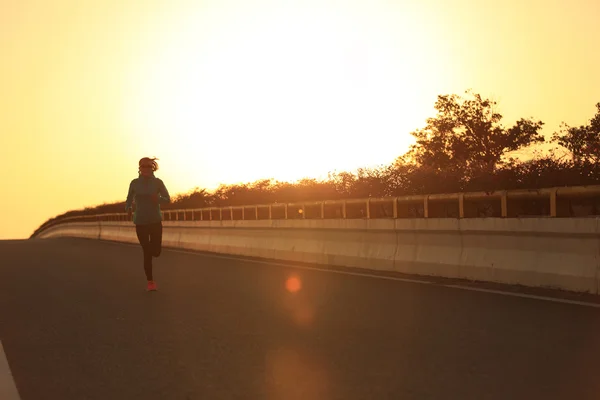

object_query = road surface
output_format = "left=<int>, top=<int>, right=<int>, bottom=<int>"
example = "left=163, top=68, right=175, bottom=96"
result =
left=1, top=237, right=599, bottom=399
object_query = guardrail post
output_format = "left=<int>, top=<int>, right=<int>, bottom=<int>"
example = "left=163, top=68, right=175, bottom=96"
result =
left=219, top=208, right=223, bottom=220
left=501, top=191, right=507, bottom=217
left=242, top=207, right=245, bottom=220
left=458, top=194, right=464, bottom=218
left=268, top=205, right=272, bottom=220
left=342, top=201, right=347, bottom=219
left=230, top=207, right=234, bottom=220
left=393, top=198, right=398, bottom=218
left=301, top=204, right=306, bottom=219
left=366, top=199, right=371, bottom=219
left=320, top=202, right=324, bottom=219
left=424, top=196, right=429, bottom=218
left=284, top=204, right=288, bottom=219
left=209, top=208, right=213, bottom=221
left=550, top=188, right=557, bottom=217
left=255, top=205, right=258, bottom=220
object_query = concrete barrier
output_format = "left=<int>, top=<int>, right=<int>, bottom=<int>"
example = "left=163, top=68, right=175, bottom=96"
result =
left=37, top=222, right=101, bottom=241
left=36, top=217, right=600, bottom=295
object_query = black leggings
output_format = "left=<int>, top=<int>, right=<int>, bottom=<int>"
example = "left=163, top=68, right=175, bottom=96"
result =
left=135, top=222, right=163, bottom=281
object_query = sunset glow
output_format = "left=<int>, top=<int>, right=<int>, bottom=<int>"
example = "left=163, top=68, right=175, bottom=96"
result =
left=1, top=0, right=599, bottom=238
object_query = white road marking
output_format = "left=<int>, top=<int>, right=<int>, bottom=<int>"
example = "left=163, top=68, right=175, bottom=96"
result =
left=106, top=240, right=600, bottom=309
left=0, top=341, right=21, bottom=400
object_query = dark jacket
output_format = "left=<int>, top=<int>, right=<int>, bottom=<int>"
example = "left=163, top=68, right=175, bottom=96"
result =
left=125, top=173, right=171, bottom=225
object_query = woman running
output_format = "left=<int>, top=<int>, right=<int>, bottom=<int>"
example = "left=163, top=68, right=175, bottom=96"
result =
left=125, top=157, right=171, bottom=291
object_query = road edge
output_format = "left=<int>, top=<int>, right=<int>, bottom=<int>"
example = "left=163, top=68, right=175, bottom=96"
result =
left=0, top=341, right=21, bottom=400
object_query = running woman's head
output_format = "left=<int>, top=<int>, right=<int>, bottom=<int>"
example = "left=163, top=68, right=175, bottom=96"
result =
left=139, top=157, right=159, bottom=177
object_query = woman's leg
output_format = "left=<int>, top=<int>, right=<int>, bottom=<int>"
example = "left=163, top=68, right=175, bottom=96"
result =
left=135, top=224, right=153, bottom=281
left=149, top=222, right=163, bottom=258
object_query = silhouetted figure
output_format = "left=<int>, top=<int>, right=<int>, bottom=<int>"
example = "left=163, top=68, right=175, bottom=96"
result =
left=125, top=157, right=171, bottom=291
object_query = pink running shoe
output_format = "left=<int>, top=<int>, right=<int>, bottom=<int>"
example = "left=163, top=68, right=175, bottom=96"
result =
left=147, top=280, right=157, bottom=291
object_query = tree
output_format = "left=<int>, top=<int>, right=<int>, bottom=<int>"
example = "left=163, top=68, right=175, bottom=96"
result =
left=552, top=103, right=600, bottom=164
left=406, top=90, right=545, bottom=177
left=170, top=187, right=213, bottom=209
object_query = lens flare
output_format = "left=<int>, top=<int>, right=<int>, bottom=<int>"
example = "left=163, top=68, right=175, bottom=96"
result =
left=265, top=347, right=330, bottom=400
left=285, top=276, right=302, bottom=293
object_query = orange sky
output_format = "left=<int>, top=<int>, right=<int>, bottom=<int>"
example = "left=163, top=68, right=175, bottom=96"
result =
left=1, top=0, right=599, bottom=239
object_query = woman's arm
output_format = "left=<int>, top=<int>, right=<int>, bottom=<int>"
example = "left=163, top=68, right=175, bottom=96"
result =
left=125, top=180, right=135, bottom=211
left=156, top=179, right=171, bottom=204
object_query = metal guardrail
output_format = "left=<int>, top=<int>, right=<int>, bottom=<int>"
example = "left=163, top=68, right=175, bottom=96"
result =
left=34, top=185, right=600, bottom=235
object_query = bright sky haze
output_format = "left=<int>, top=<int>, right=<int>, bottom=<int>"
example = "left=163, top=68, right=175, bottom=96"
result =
left=1, top=0, right=599, bottom=239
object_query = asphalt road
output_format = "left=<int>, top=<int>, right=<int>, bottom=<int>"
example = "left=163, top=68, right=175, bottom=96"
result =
left=1, top=237, right=599, bottom=400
